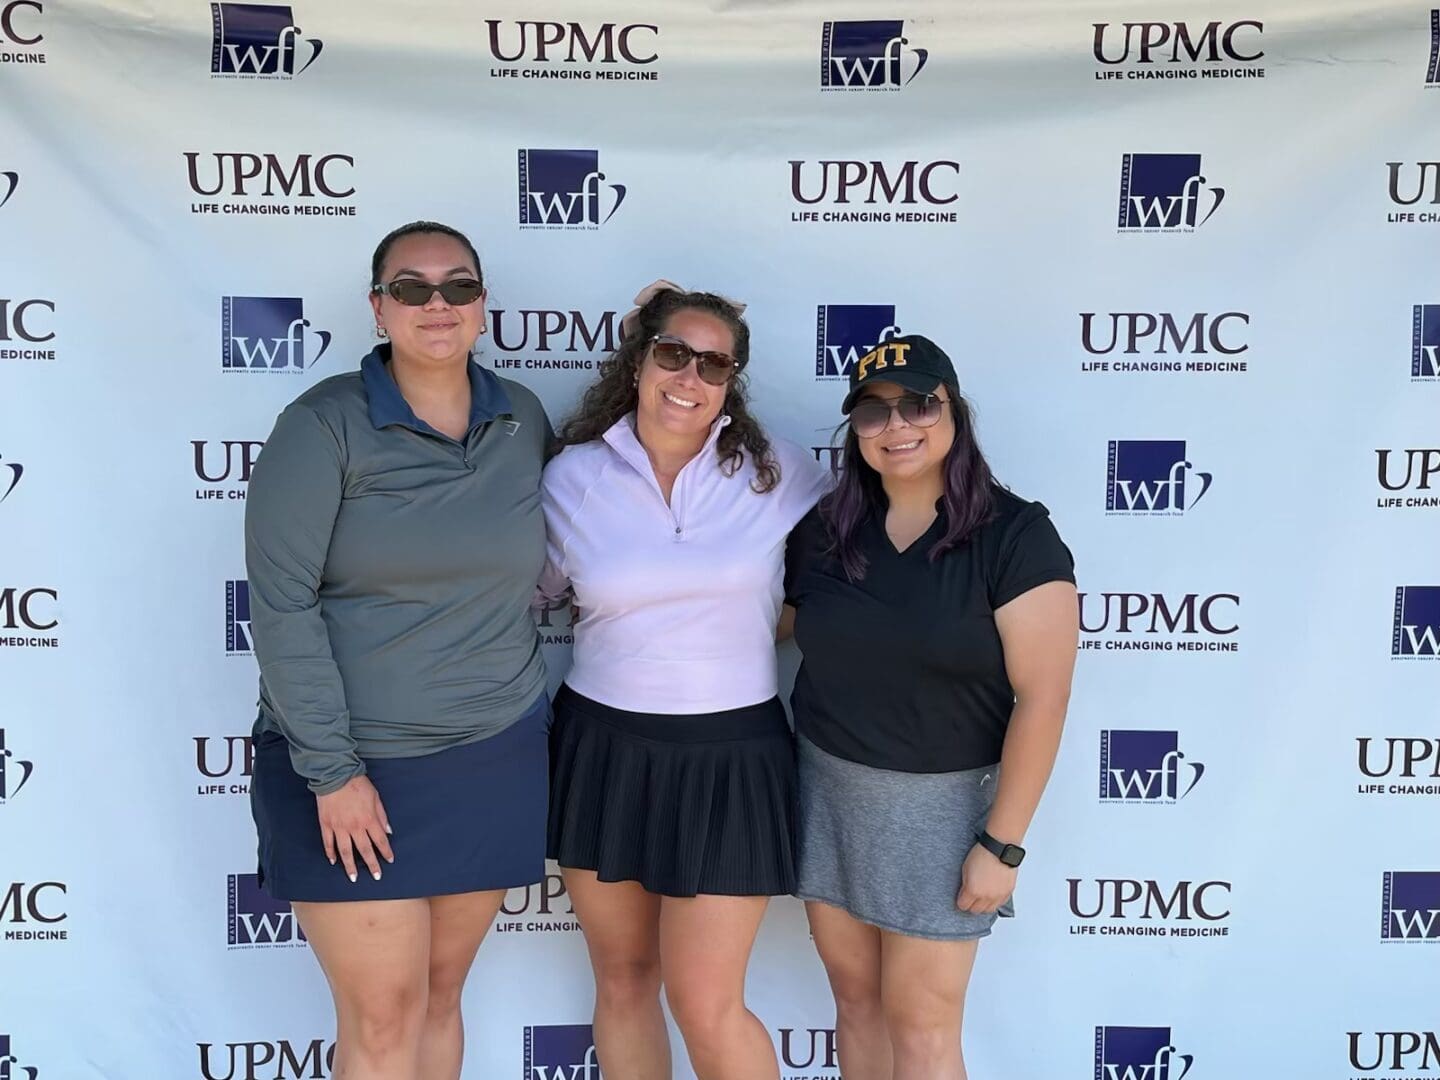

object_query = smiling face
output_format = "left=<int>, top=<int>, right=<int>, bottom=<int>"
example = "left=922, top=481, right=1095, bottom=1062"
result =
left=634, top=308, right=734, bottom=442
left=853, top=380, right=956, bottom=483
left=368, top=232, right=486, bottom=367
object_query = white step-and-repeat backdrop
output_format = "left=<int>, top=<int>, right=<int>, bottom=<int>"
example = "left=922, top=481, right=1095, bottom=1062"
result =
left=2, top=2, right=1437, bottom=1077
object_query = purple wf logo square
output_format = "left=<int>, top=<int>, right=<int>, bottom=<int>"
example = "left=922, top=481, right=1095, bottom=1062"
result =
left=222, top=297, right=331, bottom=372
left=1100, top=730, right=1205, bottom=802
left=1382, top=871, right=1440, bottom=940
left=1393, top=586, right=1440, bottom=658
left=1094, top=1026, right=1194, bottom=1080
left=523, top=1024, right=600, bottom=1080
left=1107, top=440, right=1213, bottom=514
left=820, top=21, right=928, bottom=89
left=227, top=873, right=306, bottom=947
left=226, top=580, right=252, bottom=655
left=210, top=4, right=323, bottom=77
left=517, top=149, right=627, bottom=228
left=0, top=1034, right=40, bottom=1080
left=1412, top=304, right=1440, bottom=378
left=1429, top=10, right=1439, bottom=86
left=1118, top=154, right=1226, bottom=230
left=0, top=729, right=35, bottom=804
left=815, top=304, right=900, bottom=379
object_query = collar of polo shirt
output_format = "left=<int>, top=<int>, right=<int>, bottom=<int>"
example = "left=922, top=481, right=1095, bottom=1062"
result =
left=360, top=344, right=513, bottom=435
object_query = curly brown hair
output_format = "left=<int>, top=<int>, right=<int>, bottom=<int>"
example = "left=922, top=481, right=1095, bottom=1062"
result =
left=557, top=288, right=781, bottom=493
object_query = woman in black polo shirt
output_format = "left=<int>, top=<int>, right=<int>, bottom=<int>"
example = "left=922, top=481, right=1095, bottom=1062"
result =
left=783, top=334, right=1078, bottom=1079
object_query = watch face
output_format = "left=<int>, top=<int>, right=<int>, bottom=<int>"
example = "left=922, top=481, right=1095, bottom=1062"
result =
left=1001, top=846, right=1025, bottom=868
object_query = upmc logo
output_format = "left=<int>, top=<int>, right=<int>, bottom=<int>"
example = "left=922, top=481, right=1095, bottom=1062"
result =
left=228, top=874, right=306, bottom=948
left=1117, top=154, right=1225, bottom=231
left=1, top=881, right=67, bottom=941
left=523, top=1025, right=600, bottom=1080
left=196, top=735, right=254, bottom=797
left=226, top=580, right=252, bottom=656
left=1094, top=1027, right=1194, bottom=1080
left=0, top=587, right=60, bottom=648
left=1100, top=730, right=1205, bottom=803
left=488, top=309, right=620, bottom=374
left=185, top=153, right=356, bottom=218
left=484, top=20, right=658, bottom=81
left=778, top=1027, right=838, bottom=1072
left=1382, top=871, right=1440, bottom=941
left=1093, top=21, right=1264, bottom=77
left=815, top=304, right=900, bottom=380
left=198, top=1040, right=334, bottom=1080
left=0, top=730, right=34, bottom=804
left=1377, top=449, right=1440, bottom=511
left=1078, top=592, right=1239, bottom=654
left=0, top=299, right=55, bottom=361
left=1393, top=586, right=1440, bottom=659
left=1349, top=1031, right=1440, bottom=1073
left=1413, top=305, right=1440, bottom=380
left=821, top=20, right=928, bottom=90
left=790, top=160, right=959, bottom=207
left=0, top=1035, right=39, bottom=1080
left=1387, top=163, right=1440, bottom=225
left=1067, top=879, right=1232, bottom=939
left=1081, top=313, right=1247, bottom=356
left=195, top=439, right=264, bottom=503
left=210, top=4, right=322, bottom=78
left=518, top=149, right=627, bottom=229
left=1106, top=441, right=1213, bottom=514
left=221, top=297, right=331, bottom=373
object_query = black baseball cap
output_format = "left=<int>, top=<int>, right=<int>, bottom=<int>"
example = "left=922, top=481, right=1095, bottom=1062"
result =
left=840, top=334, right=959, bottom=414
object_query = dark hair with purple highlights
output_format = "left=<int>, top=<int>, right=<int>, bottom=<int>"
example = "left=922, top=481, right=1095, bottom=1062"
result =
left=822, top=389, right=998, bottom=581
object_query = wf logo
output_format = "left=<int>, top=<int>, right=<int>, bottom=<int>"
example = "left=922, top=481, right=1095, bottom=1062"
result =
left=1100, top=731, right=1206, bottom=803
left=518, top=150, right=626, bottom=228
left=226, top=580, right=252, bottom=655
left=1094, top=1027, right=1194, bottom=1080
left=1118, top=154, right=1225, bottom=231
left=1393, top=586, right=1440, bottom=658
left=523, top=1025, right=600, bottom=1080
left=221, top=297, right=331, bottom=372
left=228, top=873, right=306, bottom=947
left=821, top=21, right=928, bottom=89
left=1413, top=305, right=1440, bottom=379
left=815, top=304, right=900, bottom=379
left=1430, top=10, right=1439, bottom=86
left=1382, top=871, right=1440, bottom=941
left=0, top=454, right=21, bottom=504
left=210, top=4, right=323, bottom=77
left=1107, top=441, right=1213, bottom=513
left=0, top=172, right=15, bottom=209
left=0, top=1035, right=39, bottom=1080
left=0, top=730, right=34, bottom=805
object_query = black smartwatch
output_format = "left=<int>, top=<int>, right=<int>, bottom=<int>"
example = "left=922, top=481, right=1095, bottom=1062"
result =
left=976, top=830, right=1026, bottom=868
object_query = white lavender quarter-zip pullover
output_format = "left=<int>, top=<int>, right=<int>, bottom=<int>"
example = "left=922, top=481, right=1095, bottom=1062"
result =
left=540, top=412, right=830, bottom=714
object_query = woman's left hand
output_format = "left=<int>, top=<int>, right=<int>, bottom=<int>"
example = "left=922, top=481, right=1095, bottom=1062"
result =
left=956, top=843, right=1018, bottom=914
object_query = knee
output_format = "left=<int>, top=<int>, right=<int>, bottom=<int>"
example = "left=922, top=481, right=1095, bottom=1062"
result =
left=592, top=954, right=663, bottom=1011
left=881, top=995, right=960, bottom=1061
left=425, top=968, right=466, bottom=1022
left=826, top=966, right=883, bottom=1022
left=347, top=985, right=426, bottom=1058
left=664, top=982, right=741, bottom=1049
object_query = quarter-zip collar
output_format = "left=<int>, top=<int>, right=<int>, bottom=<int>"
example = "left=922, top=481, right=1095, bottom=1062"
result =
left=361, top=343, right=513, bottom=440
left=602, top=410, right=732, bottom=492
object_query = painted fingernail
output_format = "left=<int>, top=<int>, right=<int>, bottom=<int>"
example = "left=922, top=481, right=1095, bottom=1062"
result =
left=372, top=870, right=382, bottom=881
left=385, top=824, right=393, bottom=835
left=348, top=873, right=357, bottom=883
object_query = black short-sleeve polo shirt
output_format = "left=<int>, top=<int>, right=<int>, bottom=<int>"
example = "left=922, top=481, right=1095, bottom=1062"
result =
left=784, top=487, right=1075, bottom=774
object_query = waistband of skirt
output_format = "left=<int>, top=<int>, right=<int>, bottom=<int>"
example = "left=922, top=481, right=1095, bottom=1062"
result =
left=555, top=684, right=789, bottom=743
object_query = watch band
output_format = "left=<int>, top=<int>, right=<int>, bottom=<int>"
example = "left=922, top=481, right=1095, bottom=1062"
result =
left=976, top=829, right=1026, bottom=868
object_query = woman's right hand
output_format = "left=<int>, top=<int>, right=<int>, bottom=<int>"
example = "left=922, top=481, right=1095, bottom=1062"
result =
left=315, top=776, right=394, bottom=882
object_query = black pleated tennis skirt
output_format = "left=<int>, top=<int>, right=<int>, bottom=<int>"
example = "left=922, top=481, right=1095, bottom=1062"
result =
left=547, top=684, right=797, bottom=898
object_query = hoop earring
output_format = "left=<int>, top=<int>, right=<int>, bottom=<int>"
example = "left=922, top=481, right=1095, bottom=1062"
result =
left=376, top=326, right=388, bottom=339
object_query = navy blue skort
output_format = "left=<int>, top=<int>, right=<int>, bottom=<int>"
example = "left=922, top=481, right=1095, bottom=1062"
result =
left=251, top=694, right=550, bottom=902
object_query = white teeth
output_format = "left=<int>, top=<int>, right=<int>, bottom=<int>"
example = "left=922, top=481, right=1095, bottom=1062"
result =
left=664, top=392, right=699, bottom=409
left=887, top=440, right=921, bottom=451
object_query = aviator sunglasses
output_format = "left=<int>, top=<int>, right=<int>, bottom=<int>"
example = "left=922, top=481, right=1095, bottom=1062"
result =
left=849, top=391, right=948, bottom=439
left=649, top=334, right=744, bottom=386
left=371, top=277, right=485, bottom=307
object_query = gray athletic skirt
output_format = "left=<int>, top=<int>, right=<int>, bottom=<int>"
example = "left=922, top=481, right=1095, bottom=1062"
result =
left=796, top=735, right=1014, bottom=941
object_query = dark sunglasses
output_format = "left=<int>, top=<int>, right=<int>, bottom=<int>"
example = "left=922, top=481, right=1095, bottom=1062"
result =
left=649, top=334, right=744, bottom=386
left=371, top=278, right=485, bottom=307
left=849, top=392, right=948, bottom=439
